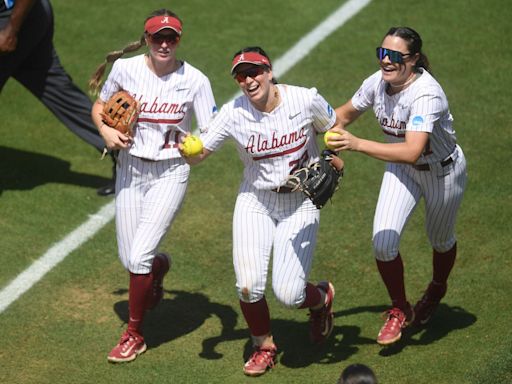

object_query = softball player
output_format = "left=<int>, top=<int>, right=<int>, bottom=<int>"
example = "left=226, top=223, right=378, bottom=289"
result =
left=183, top=47, right=339, bottom=376
left=327, top=27, right=467, bottom=345
left=89, top=10, right=217, bottom=363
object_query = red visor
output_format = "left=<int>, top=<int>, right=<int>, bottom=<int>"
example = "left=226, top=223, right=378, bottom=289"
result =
left=144, top=16, right=182, bottom=35
left=231, top=52, right=271, bottom=74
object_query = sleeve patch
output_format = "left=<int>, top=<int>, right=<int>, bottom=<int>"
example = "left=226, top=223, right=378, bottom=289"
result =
left=412, top=115, right=424, bottom=125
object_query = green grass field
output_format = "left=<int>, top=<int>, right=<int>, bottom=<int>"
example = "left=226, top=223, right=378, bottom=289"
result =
left=1, top=0, right=511, bottom=383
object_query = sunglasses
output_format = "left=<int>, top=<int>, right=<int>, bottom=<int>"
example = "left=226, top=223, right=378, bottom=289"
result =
left=233, top=66, right=266, bottom=83
left=376, top=47, right=411, bottom=64
left=149, top=33, right=180, bottom=45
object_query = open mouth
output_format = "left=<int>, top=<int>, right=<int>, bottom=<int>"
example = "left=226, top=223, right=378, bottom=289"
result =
left=246, top=83, right=260, bottom=95
left=381, top=65, right=396, bottom=73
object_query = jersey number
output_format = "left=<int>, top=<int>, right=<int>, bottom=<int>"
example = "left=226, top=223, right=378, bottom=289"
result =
left=162, top=129, right=179, bottom=149
left=288, top=151, right=309, bottom=174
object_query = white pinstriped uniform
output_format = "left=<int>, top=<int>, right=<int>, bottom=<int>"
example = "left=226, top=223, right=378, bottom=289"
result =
left=100, top=54, right=216, bottom=273
left=201, top=84, right=336, bottom=307
left=351, top=68, right=467, bottom=261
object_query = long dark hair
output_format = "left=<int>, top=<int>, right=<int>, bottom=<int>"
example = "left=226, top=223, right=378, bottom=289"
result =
left=384, top=27, right=431, bottom=74
left=232, top=46, right=278, bottom=84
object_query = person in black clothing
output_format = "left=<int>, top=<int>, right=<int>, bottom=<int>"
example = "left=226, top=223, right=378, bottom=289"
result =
left=0, top=0, right=115, bottom=196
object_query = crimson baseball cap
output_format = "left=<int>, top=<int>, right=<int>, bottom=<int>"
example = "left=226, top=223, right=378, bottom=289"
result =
left=231, top=52, right=272, bottom=74
left=144, top=15, right=182, bottom=35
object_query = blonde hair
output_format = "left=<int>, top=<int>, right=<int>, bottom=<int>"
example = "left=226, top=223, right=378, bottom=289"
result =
left=88, top=9, right=182, bottom=95
left=88, top=36, right=146, bottom=95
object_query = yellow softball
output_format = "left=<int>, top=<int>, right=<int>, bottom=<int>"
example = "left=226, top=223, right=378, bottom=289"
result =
left=323, top=131, right=341, bottom=150
left=182, top=135, right=204, bottom=157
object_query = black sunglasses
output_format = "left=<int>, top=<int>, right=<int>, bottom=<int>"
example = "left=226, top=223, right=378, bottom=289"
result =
left=233, top=66, right=266, bottom=82
left=149, top=33, right=180, bottom=45
left=376, top=47, right=411, bottom=64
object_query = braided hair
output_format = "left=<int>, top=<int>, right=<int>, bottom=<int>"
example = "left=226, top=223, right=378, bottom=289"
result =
left=88, top=9, right=182, bottom=94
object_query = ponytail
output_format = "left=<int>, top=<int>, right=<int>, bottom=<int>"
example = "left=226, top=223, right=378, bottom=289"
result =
left=89, top=9, right=182, bottom=95
left=88, top=36, right=146, bottom=95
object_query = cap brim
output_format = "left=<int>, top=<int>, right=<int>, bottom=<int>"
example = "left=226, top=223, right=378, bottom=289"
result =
left=148, top=26, right=181, bottom=35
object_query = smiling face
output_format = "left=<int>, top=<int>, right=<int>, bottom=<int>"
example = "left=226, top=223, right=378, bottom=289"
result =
left=379, top=35, right=419, bottom=86
left=233, top=63, right=274, bottom=110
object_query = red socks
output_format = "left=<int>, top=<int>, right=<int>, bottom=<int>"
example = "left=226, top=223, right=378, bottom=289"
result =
left=433, top=243, right=457, bottom=284
left=127, top=272, right=153, bottom=335
left=376, top=244, right=457, bottom=310
left=298, top=282, right=323, bottom=309
left=240, top=298, right=271, bottom=337
left=376, top=253, right=408, bottom=310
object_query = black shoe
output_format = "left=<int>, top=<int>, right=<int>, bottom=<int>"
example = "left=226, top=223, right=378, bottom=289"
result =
left=97, top=180, right=115, bottom=196
left=97, top=154, right=117, bottom=196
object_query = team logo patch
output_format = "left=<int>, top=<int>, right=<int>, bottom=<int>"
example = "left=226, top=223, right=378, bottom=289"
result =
left=327, top=104, right=333, bottom=117
left=412, top=115, right=424, bottom=125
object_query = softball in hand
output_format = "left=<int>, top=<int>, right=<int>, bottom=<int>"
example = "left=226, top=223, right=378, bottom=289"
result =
left=323, top=131, right=341, bottom=150
left=181, top=135, right=204, bottom=157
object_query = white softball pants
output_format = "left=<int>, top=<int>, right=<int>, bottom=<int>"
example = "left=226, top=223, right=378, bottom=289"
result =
left=372, top=145, right=467, bottom=261
left=115, top=150, right=189, bottom=274
left=233, top=182, right=320, bottom=308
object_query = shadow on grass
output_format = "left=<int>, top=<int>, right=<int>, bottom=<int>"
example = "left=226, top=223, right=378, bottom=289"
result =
left=199, top=313, right=375, bottom=367
left=335, top=304, right=477, bottom=356
left=112, top=289, right=376, bottom=368
left=113, top=289, right=239, bottom=351
left=378, top=304, right=477, bottom=356
left=0, top=146, right=110, bottom=193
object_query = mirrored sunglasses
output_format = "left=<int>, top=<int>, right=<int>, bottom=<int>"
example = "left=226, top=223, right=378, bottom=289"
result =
left=233, top=66, right=266, bottom=82
left=376, top=47, right=411, bottom=64
left=149, top=33, right=180, bottom=45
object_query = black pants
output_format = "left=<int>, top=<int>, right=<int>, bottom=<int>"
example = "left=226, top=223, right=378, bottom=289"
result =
left=0, top=0, right=104, bottom=152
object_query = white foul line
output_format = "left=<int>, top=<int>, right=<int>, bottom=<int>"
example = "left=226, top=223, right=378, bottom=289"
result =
left=0, top=202, right=116, bottom=313
left=273, top=0, right=373, bottom=77
left=0, top=0, right=372, bottom=314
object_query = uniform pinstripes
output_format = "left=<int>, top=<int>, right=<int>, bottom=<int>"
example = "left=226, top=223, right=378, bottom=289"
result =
left=351, top=67, right=467, bottom=261
left=115, top=151, right=189, bottom=273
left=422, top=147, right=467, bottom=250
left=202, top=85, right=335, bottom=190
left=233, top=182, right=319, bottom=307
left=100, top=54, right=216, bottom=274
left=352, top=68, right=456, bottom=164
left=101, top=55, right=216, bottom=160
left=372, top=145, right=467, bottom=261
left=203, top=84, right=333, bottom=308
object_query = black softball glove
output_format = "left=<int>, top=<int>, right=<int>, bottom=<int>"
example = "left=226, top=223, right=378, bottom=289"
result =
left=285, top=150, right=344, bottom=209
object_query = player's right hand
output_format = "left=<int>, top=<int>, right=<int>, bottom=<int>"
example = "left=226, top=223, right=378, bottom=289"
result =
left=99, top=124, right=132, bottom=150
